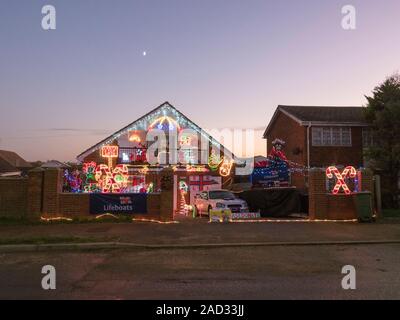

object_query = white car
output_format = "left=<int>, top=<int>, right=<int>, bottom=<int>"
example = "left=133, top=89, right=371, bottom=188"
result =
left=194, top=189, right=249, bottom=216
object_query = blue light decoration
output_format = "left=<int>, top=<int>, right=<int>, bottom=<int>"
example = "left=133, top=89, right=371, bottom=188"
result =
left=251, top=160, right=290, bottom=188
left=251, top=138, right=290, bottom=188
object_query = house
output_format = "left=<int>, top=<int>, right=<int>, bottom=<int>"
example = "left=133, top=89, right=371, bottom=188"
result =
left=263, top=105, right=371, bottom=189
left=0, top=150, right=32, bottom=175
left=76, top=101, right=234, bottom=213
left=41, top=160, right=71, bottom=169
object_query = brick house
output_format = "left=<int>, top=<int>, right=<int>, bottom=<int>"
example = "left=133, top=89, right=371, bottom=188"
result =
left=263, top=105, right=371, bottom=189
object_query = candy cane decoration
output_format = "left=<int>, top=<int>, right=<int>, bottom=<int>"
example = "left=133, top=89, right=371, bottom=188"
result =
left=326, top=166, right=357, bottom=195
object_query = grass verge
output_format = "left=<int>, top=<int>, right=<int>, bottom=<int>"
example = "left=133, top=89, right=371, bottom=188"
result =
left=383, top=209, right=400, bottom=218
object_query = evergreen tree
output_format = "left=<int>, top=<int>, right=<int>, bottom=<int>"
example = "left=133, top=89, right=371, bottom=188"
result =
left=364, top=74, right=400, bottom=208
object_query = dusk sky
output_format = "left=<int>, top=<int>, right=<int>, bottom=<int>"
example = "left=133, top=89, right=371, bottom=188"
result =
left=1, top=0, right=400, bottom=162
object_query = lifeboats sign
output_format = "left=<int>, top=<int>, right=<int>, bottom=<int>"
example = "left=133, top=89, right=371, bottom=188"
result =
left=89, top=193, right=147, bottom=214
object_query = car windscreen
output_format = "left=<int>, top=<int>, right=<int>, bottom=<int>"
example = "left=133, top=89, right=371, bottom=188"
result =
left=209, top=191, right=236, bottom=200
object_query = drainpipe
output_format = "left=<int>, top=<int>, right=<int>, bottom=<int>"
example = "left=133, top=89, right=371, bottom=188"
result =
left=306, top=122, right=311, bottom=168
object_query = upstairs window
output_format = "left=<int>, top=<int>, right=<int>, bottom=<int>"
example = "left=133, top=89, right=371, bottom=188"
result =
left=312, top=127, right=352, bottom=146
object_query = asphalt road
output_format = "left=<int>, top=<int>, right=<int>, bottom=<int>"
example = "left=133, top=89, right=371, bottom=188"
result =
left=1, top=244, right=399, bottom=299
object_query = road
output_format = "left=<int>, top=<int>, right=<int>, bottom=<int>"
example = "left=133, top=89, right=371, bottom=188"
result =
left=1, top=244, right=399, bottom=299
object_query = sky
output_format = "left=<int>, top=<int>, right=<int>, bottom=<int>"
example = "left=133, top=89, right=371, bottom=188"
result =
left=1, top=0, right=400, bottom=162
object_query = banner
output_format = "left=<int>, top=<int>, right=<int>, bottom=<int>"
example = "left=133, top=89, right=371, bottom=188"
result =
left=89, top=193, right=147, bottom=215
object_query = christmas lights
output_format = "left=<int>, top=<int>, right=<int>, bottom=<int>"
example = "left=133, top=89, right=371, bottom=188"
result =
left=95, top=164, right=129, bottom=193
left=186, top=165, right=209, bottom=172
left=40, top=216, right=73, bottom=222
left=82, top=162, right=98, bottom=192
left=219, top=160, right=234, bottom=177
left=129, top=134, right=141, bottom=142
left=132, top=218, right=179, bottom=224
left=101, top=145, right=119, bottom=168
left=326, top=166, right=357, bottom=195
left=149, top=115, right=180, bottom=131
left=208, top=150, right=223, bottom=171
left=178, top=181, right=189, bottom=215
left=95, top=213, right=119, bottom=220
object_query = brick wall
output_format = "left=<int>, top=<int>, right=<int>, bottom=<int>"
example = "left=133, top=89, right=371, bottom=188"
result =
left=0, top=177, right=28, bottom=218
left=308, top=168, right=375, bottom=221
left=266, top=112, right=307, bottom=190
left=266, top=112, right=307, bottom=166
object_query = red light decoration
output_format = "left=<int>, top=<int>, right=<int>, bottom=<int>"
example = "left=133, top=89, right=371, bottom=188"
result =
left=95, top=164, right=129, bottom=193
left=101, top=145, right=119, bottom=158
left=326, top=166, right=357, bottom=195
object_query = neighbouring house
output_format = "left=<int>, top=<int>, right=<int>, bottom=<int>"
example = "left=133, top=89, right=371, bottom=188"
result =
left=41, top=160, right=71, bottom=169
left=263, top=105, right=371, bottom=189
left=0, top=150, right=32, bottom=175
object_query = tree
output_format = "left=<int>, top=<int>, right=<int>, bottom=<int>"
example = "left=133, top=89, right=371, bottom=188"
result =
left=364, top=74, right=400, bottom=208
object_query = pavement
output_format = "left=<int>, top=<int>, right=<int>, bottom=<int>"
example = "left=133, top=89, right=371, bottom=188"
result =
left=1, top=217, right=400, bottom=247
left=1, top=218, right=400, bottom=299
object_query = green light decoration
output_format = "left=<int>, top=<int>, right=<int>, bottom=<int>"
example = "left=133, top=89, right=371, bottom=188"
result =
left=208, top=150, right=223, bottom=171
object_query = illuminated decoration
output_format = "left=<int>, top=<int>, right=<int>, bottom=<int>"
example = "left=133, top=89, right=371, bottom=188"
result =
left=95, top=164, right=129, bottom=193
left=219, top=160, right=234, bottom=177
left=149, top=115, right=181, bottom=131
left=40, top=216, right=73, bottom=222
left=179, top=135, right=192, bottom=146
left=208, top=150, right=223, bottom=171
left=129, top=134, right=141, bottom=142
left=95, top=213, right=119, bottom=220
left=146, top=182, right=154, bottom=193
left=101, top=145, right=119, bottom=158
left=252, top=137, right=290, bottom=188
left=77, top=103, right=224, bottom=162
left=186, top=165, right=209, bottom=172
left=229, top=218, right=358, bottom=223
left=139, top=165, right=149, bottom=175
left=178, top=181, right=189, bottom=215
left=63, top=169, right=82, bottom=193
left=122, top=153, right=130, bottom=162
left=269, top=138, right=287, bottom=162
left=101, top=145, right=119, bottom=168
left=132, top=218, right=179, bottom=224
left=326, top=166, right=357, bottom=195
left=82, top=162, right=99, bottom=193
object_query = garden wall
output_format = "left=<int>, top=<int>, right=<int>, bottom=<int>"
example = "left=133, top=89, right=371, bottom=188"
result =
left=0, top=177, right=28, bottom=218
left=308, top=168, right=375, bottom=220
left=0, top=167, right=173, bottom=221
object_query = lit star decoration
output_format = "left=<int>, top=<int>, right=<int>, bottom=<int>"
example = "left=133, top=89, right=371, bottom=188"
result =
left=149, top=115, right=181, bottom=131
left=326, top=166, right=357, bottom=195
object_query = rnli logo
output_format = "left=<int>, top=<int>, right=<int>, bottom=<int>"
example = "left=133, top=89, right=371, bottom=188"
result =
left=120, top=197, right=132, bottom=205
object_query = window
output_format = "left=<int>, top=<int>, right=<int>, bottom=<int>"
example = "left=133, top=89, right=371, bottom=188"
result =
left=312, top=127, right=352, bottom=146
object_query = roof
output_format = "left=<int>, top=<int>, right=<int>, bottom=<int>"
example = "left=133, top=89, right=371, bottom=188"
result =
left=77, top=101, right=233, bottom=162
left=0, top=150, right=32, bottom=171
left=263, top=105, right=368, bottom=138
left=41, top=160, right=71, bottom=169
